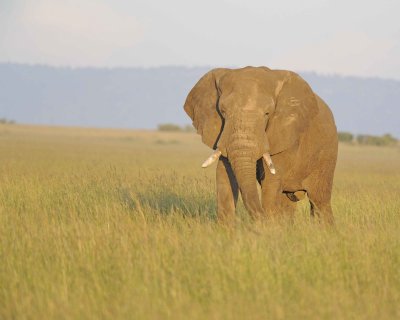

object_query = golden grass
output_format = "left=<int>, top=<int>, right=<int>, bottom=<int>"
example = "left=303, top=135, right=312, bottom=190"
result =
left=0, top=124, right=399, bottom=319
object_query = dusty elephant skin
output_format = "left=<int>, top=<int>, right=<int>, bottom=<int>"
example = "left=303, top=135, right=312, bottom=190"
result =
left=184, top=66, right=338, bottom=224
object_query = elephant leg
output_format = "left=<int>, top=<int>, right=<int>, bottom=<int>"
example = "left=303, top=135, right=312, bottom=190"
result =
left=280, top=193, right=298, bottom=223
left=216, top=157, right=238, bottom=223
left=260, top=162, right=298, bottom=221
left=262, top=185, right=298, bottom=220
left=260, top=167, right=285, bottom=218
left=308, top=200, right=333, bottom=224
left=305, top=170, right=335, bottom=225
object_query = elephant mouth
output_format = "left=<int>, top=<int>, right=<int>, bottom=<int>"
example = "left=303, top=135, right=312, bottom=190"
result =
left=201, top=149, right=276, bottom=175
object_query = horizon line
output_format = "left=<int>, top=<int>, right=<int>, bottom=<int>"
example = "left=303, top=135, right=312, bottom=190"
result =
left=1, top=61, right=399, bottom=82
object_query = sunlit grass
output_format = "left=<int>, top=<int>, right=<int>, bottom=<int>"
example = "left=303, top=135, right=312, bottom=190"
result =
left=0, top=125, right=399, bottom=319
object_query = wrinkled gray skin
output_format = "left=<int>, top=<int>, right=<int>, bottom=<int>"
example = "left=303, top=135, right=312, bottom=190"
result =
left=184, top=67, right=338, bottom=224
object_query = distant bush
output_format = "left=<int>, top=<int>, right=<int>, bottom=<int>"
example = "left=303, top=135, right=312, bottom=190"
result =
left=157, top=123, right=182, bottom=132
left=337, top=131, right=398, bottom=146
left=356, top=133, right=398, bottom=146
left=157, top=123, right=195, bottom=132
left=338, top=132, right=354, bottom=143
left=0, top=118, right=15, bottom=124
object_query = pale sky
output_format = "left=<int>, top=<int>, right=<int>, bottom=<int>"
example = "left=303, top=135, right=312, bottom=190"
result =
left=1, top=0, right=399, bottom=79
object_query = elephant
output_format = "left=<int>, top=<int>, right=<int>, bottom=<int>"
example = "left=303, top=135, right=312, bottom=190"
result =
left=184, top=66, right=338, bottom=224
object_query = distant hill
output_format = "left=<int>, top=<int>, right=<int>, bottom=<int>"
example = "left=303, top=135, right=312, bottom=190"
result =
left=0, top=63, right=399, bottom=137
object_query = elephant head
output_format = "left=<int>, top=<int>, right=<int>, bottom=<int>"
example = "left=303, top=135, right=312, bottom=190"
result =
left=184, top=66, right=318, bottom=217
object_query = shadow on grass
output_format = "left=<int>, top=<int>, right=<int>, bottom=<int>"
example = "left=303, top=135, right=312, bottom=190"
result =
left=118, top=186, right=217, bottom=219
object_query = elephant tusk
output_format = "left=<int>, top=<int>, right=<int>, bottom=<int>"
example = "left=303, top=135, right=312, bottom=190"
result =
left=201, top=150, right=222, bottom=168
left=262, top=152, right=276, bottom=175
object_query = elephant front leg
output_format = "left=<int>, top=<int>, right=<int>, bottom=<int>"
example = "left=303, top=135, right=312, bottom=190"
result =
left=261, top=177, right=297, bottom=221
left=260, top=160, right=288, bottom=218
left=261, top=176, right=283, bottom=217
left=216, top=157, right=238, bottom=223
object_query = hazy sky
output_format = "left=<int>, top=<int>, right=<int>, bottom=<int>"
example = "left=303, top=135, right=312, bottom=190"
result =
left=1, top=0, right=399, bottom=79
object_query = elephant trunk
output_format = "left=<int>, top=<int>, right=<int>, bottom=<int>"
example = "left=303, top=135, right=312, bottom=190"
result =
left=228, top=134, right=264, bottom=218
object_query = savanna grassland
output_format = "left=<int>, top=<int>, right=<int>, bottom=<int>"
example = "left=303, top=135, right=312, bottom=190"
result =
left=0, top=124, right=399, bottom=320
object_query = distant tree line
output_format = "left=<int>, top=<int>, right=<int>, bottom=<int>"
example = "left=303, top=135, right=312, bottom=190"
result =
left=338, top=131, right=398, bottom=146
left=158, top=124, right=398, bottom=146
left=0, top=118, right=15, bottom=124
left=157, top=123, right=195, bottom=132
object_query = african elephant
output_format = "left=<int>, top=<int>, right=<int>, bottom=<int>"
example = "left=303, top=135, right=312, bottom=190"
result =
left=184, top=66, right=338, bottom=224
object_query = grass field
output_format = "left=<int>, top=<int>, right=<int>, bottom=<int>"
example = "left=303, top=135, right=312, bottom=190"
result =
left=0, top=124, right=399, bottom=319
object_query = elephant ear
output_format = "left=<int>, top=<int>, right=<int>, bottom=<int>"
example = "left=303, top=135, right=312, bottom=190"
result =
left=184, top=68, right=229, bottom=149
left=267, top=72, right=319, bottom=155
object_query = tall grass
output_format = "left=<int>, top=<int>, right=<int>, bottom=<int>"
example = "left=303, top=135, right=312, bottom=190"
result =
left=0, top=125, right=399, bottom=319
